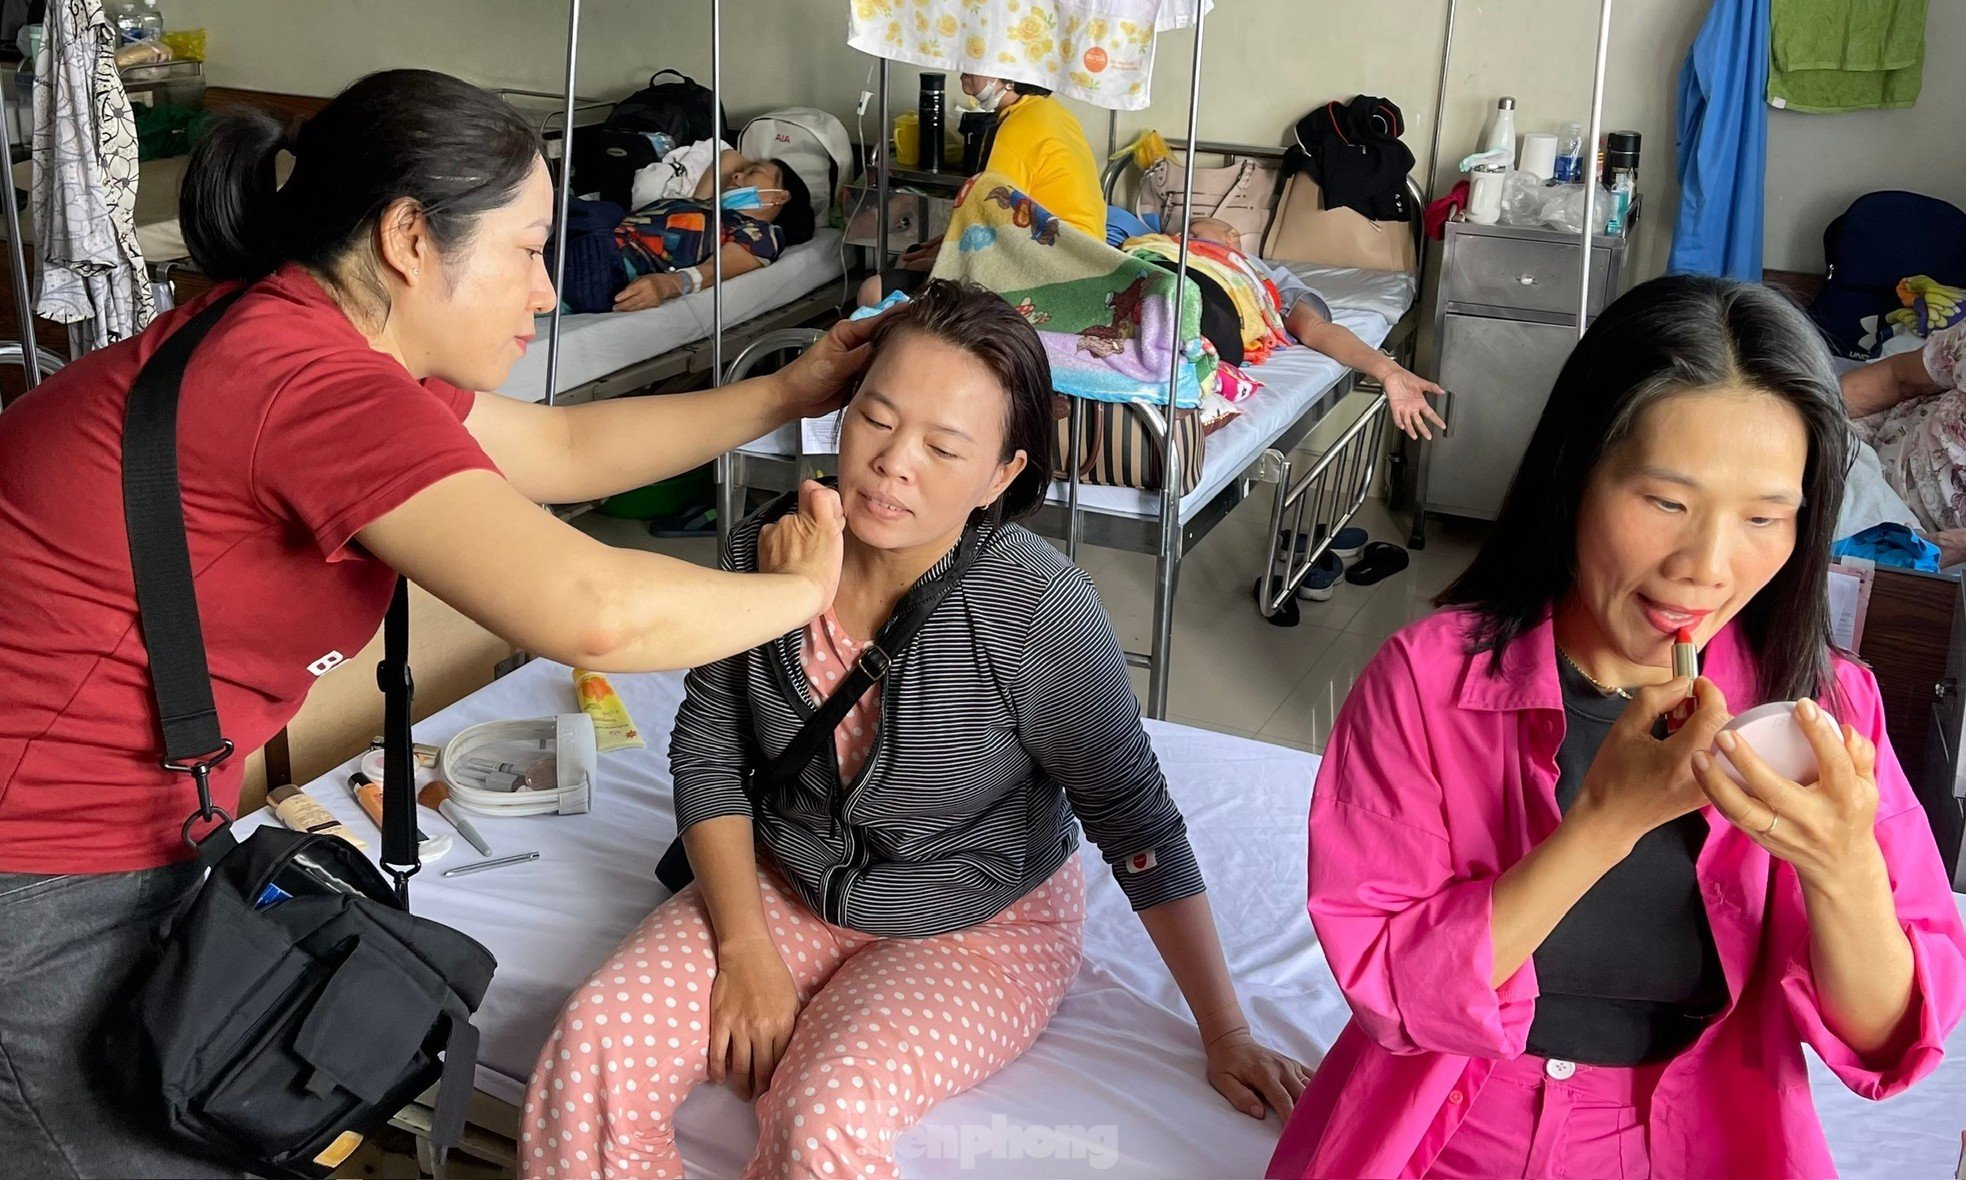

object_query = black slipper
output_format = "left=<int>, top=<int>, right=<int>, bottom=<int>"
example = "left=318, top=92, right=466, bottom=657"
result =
left=1345, top=541, right=1411, bottom=586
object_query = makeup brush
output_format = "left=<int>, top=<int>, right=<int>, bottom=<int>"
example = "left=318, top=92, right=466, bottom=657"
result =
left=419, top=779, right=493, bottom=856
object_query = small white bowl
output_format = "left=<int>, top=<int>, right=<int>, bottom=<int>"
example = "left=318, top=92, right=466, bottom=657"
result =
left=1714, top=701, right=1828, bottom=787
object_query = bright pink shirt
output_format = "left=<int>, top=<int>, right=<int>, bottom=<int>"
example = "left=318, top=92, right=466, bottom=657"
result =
left=1270, top=609, right=1966, bottom=1180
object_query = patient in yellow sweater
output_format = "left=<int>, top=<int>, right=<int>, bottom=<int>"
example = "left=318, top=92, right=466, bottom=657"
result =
left=856, top=76, right=1103, bottom=308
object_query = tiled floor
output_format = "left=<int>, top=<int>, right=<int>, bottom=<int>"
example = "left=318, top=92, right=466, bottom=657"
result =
left=577, top=394, right=1490, bottom=757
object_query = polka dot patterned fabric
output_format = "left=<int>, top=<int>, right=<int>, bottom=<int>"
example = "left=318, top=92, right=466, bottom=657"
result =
left=521, top=857, right=1087, bottom=1178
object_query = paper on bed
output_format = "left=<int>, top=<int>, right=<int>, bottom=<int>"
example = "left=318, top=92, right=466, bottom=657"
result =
left=801, top=410, right=844, bottom=456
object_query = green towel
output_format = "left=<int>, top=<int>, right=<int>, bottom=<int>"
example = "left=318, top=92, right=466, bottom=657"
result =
left=1769, top=0, right=1927, bottom=113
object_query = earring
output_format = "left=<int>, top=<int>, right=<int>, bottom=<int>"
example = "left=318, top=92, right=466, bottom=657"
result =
left=413, top=268, right=420, bottom=278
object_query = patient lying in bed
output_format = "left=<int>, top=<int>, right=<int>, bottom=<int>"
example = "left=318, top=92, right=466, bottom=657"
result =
left=608, top=152, right=819, bottom=313
left=1185, top=216, right=1447, bottom=440
left=520, top=281, right=1305, bottom=1179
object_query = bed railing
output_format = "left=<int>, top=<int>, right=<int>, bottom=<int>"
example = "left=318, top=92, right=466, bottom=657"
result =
left=1252, top=391, right=1392, bottom=625
left=716, top=329, right=828, bottom=552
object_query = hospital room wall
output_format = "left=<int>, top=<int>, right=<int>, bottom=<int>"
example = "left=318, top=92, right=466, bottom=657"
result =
left=174, top=0, right=1707, bottom=282
left=1762, top=0, right=1966, bottom=274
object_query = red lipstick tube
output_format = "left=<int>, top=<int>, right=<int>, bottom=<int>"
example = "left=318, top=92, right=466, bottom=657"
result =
left=1666, top=627, right=1698, bottom=734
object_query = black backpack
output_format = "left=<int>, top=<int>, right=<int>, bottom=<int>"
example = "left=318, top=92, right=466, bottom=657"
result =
left=114, top=292, right=496, bottom=1178
left=1811, top=190, right=1966, bottom=358
left=569, top=70, right=732, bottom=208
left=608, top=69, right=730, bottom=145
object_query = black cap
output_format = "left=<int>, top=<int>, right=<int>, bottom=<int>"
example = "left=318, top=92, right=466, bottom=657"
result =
left=1606, top=130, right=1641, bottom=153
left=919, top=72, right=946, bottom=88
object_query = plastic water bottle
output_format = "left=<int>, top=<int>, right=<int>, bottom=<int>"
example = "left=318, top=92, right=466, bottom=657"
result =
left=1554, top=121, right=1584, bottom=184
left=138, top=0, right=165, bottom=41
left=109, top=1, right=143, bottom=44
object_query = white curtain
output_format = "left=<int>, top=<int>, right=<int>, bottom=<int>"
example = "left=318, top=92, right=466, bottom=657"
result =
left=847, top=0, right=1212, bottom=113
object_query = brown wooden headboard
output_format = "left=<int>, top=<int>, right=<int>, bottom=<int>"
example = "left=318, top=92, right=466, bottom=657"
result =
left=1857, top=566, right=1964, bottom=874
left=201, top=87, right=332, bottom=125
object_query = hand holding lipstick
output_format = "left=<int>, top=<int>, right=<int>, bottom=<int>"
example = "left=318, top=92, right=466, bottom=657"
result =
left=1568, top=676, right=1733, bottom=856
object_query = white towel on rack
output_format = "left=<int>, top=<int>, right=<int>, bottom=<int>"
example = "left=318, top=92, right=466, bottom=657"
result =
left=31, top=0, right=153, bottom=345
left=847, top=0, right=1211, bottom=113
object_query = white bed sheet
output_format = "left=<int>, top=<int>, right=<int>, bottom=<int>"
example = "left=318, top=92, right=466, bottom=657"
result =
left=494, top=230, right=846, bottom=404
left=244, top=657, right=1966, bottom=1179
left=741, top=307, right=1393, bottom=524
left=1276, top=262, right=1418, bottom=326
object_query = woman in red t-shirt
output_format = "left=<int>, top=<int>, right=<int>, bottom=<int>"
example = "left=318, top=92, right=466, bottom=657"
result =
left=0, top=70, right=865, bottom=1177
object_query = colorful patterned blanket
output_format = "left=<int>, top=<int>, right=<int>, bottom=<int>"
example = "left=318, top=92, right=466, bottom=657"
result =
left=1123, top=234, right=1292, bottom=366
left=930, top=171, right=1213, bottom=409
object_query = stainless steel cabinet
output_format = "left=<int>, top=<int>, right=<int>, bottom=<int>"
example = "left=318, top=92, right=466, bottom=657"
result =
left=1414, top=215, right=1634, bottom=535
left=1422, top=314, right=1578, bottom=521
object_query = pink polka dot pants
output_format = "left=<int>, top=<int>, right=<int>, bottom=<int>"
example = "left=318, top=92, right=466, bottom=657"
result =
left=521, top=857, right=1086, bottom=1179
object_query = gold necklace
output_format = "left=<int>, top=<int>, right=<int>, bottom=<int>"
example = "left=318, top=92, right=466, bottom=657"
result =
left=1557, top=646, right=1633, bottom=700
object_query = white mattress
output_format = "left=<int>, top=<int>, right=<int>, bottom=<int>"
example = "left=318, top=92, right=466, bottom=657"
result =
left=742, top=307, right=1393, bottom=524
left=494, top=230, right=847, bottom=403
left=241, top=657, right=1966, bottom=1179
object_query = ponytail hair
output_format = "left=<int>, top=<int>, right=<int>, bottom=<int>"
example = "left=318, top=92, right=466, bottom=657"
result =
left=181, top=69, right=541, bottom=290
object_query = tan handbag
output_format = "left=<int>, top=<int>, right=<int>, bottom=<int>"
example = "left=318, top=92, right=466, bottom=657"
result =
left=1261, top=173, right=1417, bottom=273
left=1053, top=396, right=1205, bottom=496
left=1137, top=155, right=1281, bottom=246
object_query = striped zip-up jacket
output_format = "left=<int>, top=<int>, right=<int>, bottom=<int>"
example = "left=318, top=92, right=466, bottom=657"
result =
left=669, top=513, right=1205, bottom=938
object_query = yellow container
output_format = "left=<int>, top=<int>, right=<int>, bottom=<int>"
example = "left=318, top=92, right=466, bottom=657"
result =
left=892, top=112, right=920, bottom=169
left=573, top=669, right=645, bottom=752
left=161, top=28, right=205, bottom=61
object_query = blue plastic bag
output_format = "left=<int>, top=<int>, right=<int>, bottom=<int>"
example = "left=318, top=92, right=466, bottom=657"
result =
left=1830, top=523, right=1941, bottom=573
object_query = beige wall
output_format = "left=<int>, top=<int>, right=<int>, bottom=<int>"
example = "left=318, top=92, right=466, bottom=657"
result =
left=1763, top=0, right=1966, bottom=274
left=174, top=0, right=1712, bottom=281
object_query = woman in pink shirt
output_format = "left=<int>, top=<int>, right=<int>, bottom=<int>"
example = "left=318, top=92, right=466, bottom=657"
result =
left=1271, top=275, right=1966, bottom=1179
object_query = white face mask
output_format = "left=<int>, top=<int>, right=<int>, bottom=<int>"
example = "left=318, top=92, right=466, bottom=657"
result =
left=967, top=80, right=1009, bottom=113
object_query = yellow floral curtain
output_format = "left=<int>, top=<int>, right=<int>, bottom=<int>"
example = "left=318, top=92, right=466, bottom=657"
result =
left=847, top=0, right=1210, bottom=112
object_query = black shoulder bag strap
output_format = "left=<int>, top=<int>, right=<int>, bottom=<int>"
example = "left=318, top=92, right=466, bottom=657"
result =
left=378, top=577, right=418, bottom=902
left=764, top=524, right=984, bottom=801
left=654, top=519, right=989, bottom=890
left=123, top=292, right=420, bottom=897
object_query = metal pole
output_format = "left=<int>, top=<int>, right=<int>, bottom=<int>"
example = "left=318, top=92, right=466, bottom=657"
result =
left=1065, top=395, right=1082, bottom=562
left=543, top=0, right=581, bottom=407
left=1415, top=0, right=1459, bottom=286
left=876, top=60, right=891, bottom=271
left=1149, top=1, right=1207, bottom=721
left=0, top=76, right=41, bottom=387
left=711, top=0, right=724, bottom=387
left=1106, top=109, right=1119, bottom=166
left=1577, top=0, right=1613, bottom=340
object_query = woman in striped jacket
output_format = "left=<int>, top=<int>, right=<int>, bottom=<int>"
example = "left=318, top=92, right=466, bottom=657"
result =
left=524, top=280, right=1306, bottom=1178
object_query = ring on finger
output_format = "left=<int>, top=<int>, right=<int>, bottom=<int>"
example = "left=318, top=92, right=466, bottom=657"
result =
left=1760, top=812, right=1780, bottom=836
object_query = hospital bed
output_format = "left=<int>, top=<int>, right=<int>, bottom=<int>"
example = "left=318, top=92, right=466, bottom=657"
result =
left=717, top=142, right=1424, bottom=718
left=493, top=232, right=852, bottom=406
left=239, top=657, right=1966, bottom=1178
